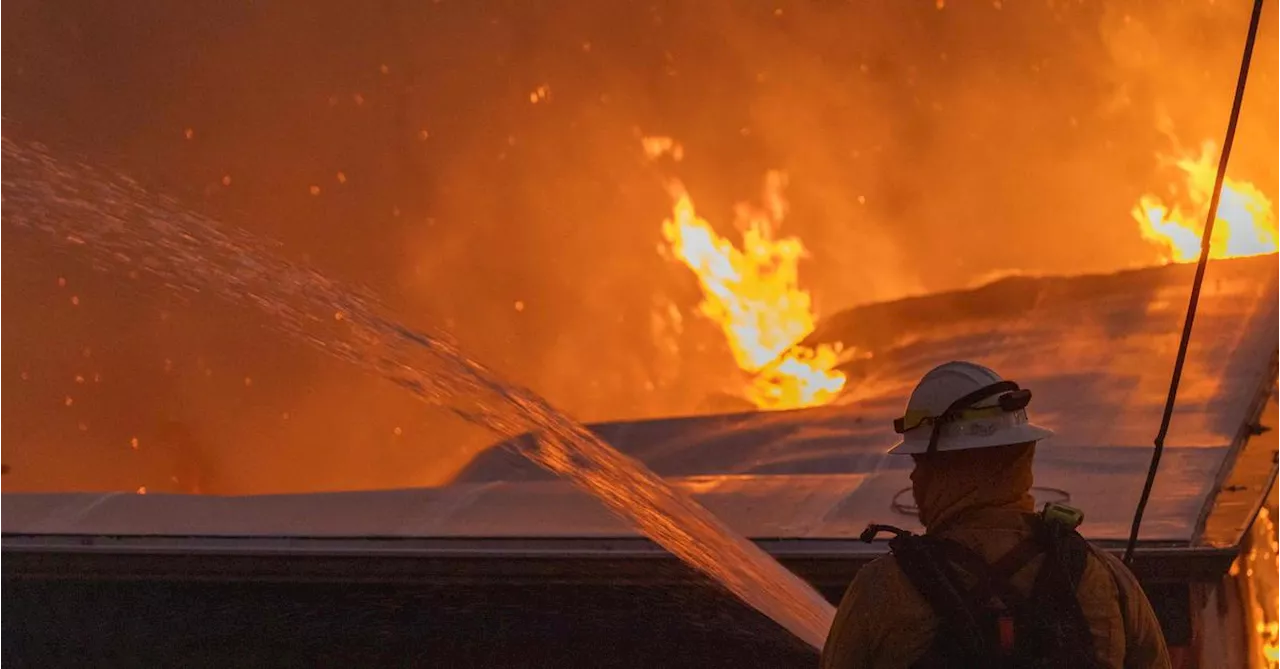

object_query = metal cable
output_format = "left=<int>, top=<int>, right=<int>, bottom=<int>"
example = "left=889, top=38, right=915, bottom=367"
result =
left=1123, top=0, right=1268, bottom=566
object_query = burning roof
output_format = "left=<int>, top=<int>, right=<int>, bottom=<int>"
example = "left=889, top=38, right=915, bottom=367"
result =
left=448, top=254, right=1278, bottom=543
left=6, top=254, right=1275, bottom=549
left=647, top=135, right=1277, bottom=415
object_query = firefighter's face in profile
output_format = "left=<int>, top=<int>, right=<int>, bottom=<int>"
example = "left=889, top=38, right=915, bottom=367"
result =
left=909, top=452, right=942, bottom=520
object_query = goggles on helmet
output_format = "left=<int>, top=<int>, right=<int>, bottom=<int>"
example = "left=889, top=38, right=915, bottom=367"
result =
left=892, top=380, right=1033, bottom=454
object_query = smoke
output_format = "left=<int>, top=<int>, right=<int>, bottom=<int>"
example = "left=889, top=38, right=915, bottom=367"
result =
left=1096, top=0, right=1277, bottom=195
left=2, top=0, right=1274, bottom=493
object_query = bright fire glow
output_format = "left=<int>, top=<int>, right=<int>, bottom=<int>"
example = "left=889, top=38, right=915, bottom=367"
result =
left=1239, top=509, right=1280, bottom=665
left=1133, top=141, right=1278, bottom=264
left=645, top=138, right=847, bottom=410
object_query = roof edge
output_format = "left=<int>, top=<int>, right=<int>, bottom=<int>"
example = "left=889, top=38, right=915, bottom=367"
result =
left=1, top=533, right=1236, bottom=585
left=1194, top=359, right=1279, bottom=548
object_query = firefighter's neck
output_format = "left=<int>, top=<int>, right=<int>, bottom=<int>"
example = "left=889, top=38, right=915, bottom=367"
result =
left=910, top=442, right=1036, bottom=533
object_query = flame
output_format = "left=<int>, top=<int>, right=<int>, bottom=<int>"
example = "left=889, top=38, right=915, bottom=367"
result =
left=646, top=138, right=847, bottom=410
left=1246, top=506, right=1279, bottom=668
left=1133, top=141, right=1278, bottom=264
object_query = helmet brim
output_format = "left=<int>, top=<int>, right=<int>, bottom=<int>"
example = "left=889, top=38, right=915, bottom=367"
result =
left=888, top=423, right=1054, bottom=455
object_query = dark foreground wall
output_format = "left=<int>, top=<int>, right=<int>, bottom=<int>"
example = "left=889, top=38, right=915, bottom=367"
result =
left=5, top=565, right=823, bottom=668
left=2, top=545, right=1200, bottom=668
left=5, top=580, right=818, bottom=668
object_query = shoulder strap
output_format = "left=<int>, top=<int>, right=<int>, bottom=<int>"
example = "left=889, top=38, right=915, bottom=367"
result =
left=1090, top=545, right=1134, bottom=667
left=925, top=520, right=1103, bottom=669
left=1032, top=519, right=1091, bottom=608
left=932, top=538, right=1038, bottom=609
left=930, top=536, right=1045, bottom=661
left=1024, top=517, right=1104, bottom=667
left=867, top=520, right=1103, bottom=668
left=885, top=532, right=993, bottom=660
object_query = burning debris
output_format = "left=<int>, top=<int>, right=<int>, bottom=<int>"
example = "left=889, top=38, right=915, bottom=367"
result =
left=645, top=137, right=850, bottom=411
left=1133, top=141, right=1277, bottom=264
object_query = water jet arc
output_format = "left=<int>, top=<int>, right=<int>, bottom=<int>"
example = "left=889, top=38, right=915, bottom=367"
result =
left=0, top=135, right=836, bottom=650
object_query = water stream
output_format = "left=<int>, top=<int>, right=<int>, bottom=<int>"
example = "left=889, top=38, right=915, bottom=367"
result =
left=1, top=136, right=836, bottom=650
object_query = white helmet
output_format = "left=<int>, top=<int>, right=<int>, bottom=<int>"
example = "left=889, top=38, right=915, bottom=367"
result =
left=889, top=361, right=1053, bottom=455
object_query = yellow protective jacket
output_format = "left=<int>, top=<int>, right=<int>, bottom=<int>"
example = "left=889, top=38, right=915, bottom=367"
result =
left=821, top=445, right=1171, bottom=669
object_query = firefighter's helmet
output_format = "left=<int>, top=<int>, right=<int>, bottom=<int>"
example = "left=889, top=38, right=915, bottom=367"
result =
left=890, top=361, right=1053, bottom=455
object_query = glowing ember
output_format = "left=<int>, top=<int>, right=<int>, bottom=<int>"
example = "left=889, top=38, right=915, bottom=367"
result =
left=1133, top=141, right=1278, bottom=264
left=646, top=138, right=847, bottom=410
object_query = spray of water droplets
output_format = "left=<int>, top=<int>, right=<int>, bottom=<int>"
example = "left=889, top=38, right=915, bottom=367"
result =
left=1, top=136, right=836, bottom=650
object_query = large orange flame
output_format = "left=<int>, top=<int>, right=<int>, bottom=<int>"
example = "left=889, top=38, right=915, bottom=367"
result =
left=1133, top=141, right=1278, bottom=264
left=645, top=138, right=847, bottom=410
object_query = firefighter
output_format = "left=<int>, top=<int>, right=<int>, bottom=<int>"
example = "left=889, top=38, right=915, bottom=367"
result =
left=821, top=361, right=1171, bottom=669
